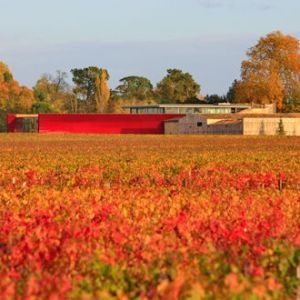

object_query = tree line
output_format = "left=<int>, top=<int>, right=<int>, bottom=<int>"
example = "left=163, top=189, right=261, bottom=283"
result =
left=0, top=31, right=299, bottom=130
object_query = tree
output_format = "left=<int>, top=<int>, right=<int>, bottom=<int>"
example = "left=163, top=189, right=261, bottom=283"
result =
left=156, top=69, right=200, bottom=103
left=71, top=67, right=110, bottom=112
left=95, top=70, right=110, bottom=113
left=0, top=61, right=34, bottom=113
left=0, top=61, right=35, bottom=131
left=31, top=101, right=54, bottom=113
left=205, top=94, right=227, bottom=104
left=277, top=119, right=286, bottom=136
left=226, top=80, right=239, bottom=103
left=114, top=76, right=154, bottom=100
left=235, top=65, right=285, bottom=108
left=34, top=76, right=52, bottom=103
left=0, top=62, right=13, bottom=83
left=33, top=71, right=74, bottom=113
left=234, top=31, right=300, bottom=111
left=283, top=87, right=300, bottom=112
left=107, top=97, right=157, bottom=113
left=53, top=70, right=69, bottom=93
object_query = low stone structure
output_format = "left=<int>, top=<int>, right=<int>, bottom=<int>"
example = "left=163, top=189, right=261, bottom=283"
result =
left=164, top=115, right=243, bottom=135
left=243, top=117, right=300, bottom=135
left=164, top=114, right=300, bottom=136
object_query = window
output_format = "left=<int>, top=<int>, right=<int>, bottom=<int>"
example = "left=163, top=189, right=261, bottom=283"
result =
left=197, top=122, right=203, bottom=127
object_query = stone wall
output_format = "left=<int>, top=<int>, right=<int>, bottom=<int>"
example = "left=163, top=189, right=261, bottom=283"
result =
left=165, top=115, right=300, bottom=136
left=164, top=120, right=181, bottom=135
left=243, top=118, right=300, bottom=136
left=164, top=115, right=207, bottom=135
left=238, top=104, right=276, bottom=114
left=206, top=122, right=243, bottom=135
left=164, top=115, right=242, bottom=135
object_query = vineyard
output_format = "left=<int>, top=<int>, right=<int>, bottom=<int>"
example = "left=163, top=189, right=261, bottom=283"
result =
left=0, top=134, right=299, bottom=299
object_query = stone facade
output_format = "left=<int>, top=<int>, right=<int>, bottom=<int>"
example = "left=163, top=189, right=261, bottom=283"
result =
left=164, top=114, right=300, bottom=136
left=164, top=115, right=243, bottom=135
left=243, top=118, right=300, bottom=136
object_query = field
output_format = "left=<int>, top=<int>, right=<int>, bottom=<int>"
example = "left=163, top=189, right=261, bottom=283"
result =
left=0, top=134, right=299, bottom=300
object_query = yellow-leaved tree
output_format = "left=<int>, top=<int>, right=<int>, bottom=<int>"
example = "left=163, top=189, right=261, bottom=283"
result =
left=95, top=69, right=110, bottom=113
left=234, top=31, right=300, bottom=111
left=0, top=61, right=35, bottom=113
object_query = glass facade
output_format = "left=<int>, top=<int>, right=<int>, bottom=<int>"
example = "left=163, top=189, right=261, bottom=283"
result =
left=130, top=107, right=165, bottom=114
left=129, top=105, right=249, bottom=114
left=164, top=107, right=232, bottom=114
left=15, top=117, right=38, bottom=132
left=165, top=108, right=180, bottom=113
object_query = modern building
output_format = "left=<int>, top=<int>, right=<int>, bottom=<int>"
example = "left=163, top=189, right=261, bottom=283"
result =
left=6, top=106, right=299, bottom=136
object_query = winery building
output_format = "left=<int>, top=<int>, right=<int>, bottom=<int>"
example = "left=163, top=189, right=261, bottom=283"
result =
left=6, top=103, right=300, bottom=136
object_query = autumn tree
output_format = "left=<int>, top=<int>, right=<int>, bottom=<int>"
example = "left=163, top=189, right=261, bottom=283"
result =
left=33, top=75, right=56, bottom=113
left=0, top=61, right=34, bottom=113
left=284, top=87, right=300, bottom=112
left=0, top=61, right=35, bottom=130
left=235, top=63, right=285, bottom=108
left=234, top=31, right=300, bottom=111
left=71, top=67, right=110, bottom=112
left=156, top=69, right=200, bottom=103
left=95, top=70, right=110, bottom=113
left=33, top=71, right=76, bottom=113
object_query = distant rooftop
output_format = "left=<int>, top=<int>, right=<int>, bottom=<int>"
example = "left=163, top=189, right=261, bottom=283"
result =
left=202, top=113, right=300, bottom=119
left=163, top=113, right=300, bottom=126
left=123, top=103, right=251, bottom=109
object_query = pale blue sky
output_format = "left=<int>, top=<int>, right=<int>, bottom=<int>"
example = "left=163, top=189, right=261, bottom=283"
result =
left=0, top=0, right=299, bottom=94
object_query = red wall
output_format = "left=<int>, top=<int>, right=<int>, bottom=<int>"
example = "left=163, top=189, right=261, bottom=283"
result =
left=7, top=114, right=17, bottom=132
left=38, top=114, right=184, bottom=134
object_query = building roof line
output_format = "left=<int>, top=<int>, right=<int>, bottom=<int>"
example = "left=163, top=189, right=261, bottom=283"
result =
left=122, top=104, right=251, bottom=109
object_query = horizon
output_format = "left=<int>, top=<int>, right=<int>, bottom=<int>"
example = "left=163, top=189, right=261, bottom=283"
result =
left=0, top=0, right=299, bottom=95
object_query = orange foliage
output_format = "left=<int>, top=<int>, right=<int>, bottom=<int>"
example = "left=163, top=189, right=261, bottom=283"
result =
left=0, top=135, right=299, bottom=299
left=0, top=61, right=35, bottom=113
left=236, top=31, right=300, bottom=111
left=95, top=69, right=110, bottom=113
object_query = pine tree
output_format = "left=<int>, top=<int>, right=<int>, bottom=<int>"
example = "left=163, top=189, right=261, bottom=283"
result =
left=277, top=119, right=286, bottom=136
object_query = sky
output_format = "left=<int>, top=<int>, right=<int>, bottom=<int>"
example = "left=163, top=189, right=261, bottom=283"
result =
left=0, top=0, right=299, bottom=95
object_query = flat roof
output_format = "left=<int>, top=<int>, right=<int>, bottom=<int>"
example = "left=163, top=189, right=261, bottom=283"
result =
left=164, top=114, right=300, bottom=124
left=213, top=119, right=242, bottom=125
left=203, top=113, right=300, bottom=119
left=164, top=117, right=186, bottom=123
left=14, top=114, right=38, bottom=118
left=123, top=103, right=251, bottom=109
